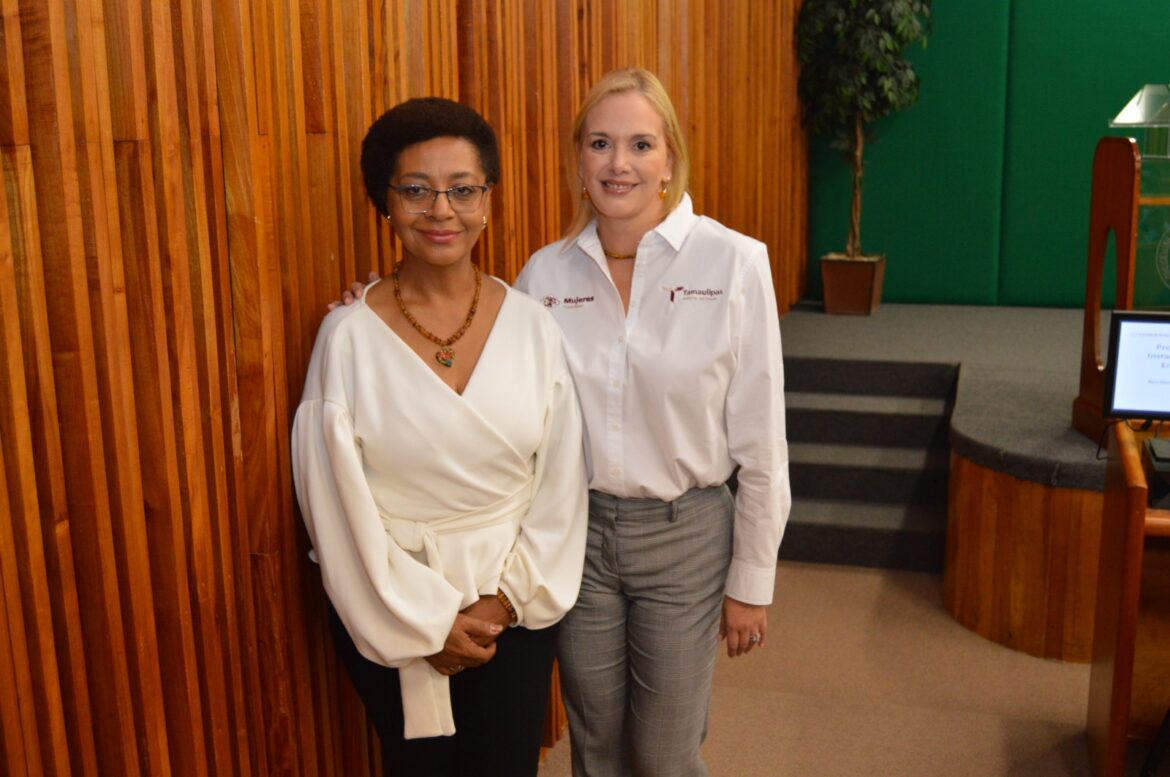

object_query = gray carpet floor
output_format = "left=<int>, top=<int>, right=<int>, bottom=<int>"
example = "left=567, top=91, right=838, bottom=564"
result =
left=778, top=301, right=1090, bottom=370
left=539, top=561, right=1121, bottom=777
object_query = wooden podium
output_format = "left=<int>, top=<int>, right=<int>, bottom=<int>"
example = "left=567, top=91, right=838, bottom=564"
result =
left=1086, top=422, right=1170, bottom=777
left=1072, top=137, right=1140, bottom=443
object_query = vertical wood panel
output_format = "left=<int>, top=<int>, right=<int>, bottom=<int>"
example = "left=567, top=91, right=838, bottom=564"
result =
left=77, top=0, right=176, bottom=770
left=189, top=2, right=266, bottom=767
left=0, top=0, right=29, bottom=147
left=945, top=453, right=1104, bottom=662
left=1, top=140, right=90, bottom=777
left=16, top=1, right=146, bottom=772
left=0, top=169, right=44, bottom=777
left=1, top=3, right=805, bottom=774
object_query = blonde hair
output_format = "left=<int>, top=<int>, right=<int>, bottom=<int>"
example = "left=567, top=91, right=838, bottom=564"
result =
left=564, top=68, right=691, bottom=240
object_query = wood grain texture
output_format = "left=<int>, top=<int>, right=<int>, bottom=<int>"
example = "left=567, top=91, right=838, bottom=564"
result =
left=2, top=146, right=85, bottom=777
left=944, top=453, right=1104, bottom=662
left=0, top=2, right=805, bottom=773
left=0, top=178, right=43, bottom=777
left=1131, top=534, right=1170, bottom=736
left=1086, top=423, right=1170, bottom=777
left=1071, top=137, right=1139, bottom=443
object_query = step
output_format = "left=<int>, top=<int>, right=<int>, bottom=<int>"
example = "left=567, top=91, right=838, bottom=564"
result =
left=779, top=499, right=947, bottom=573
left=786, top=391, right=950, bottom=417
left=779, top=356, right=957, bottom=573
left=789, top=462, right=949, bottom=504
left=788, top=442, right=950, bottom=471
left=784, top=357, right=958, bottom=399
left=786, top=408, right=950, bottom=449
left=788, top=497, right=947, bottom=532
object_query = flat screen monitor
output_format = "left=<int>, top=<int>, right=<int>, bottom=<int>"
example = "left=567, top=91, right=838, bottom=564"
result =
left=1103, top=310, right=1170, bottom=421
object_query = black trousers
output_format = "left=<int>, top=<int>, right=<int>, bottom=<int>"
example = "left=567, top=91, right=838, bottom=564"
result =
left=328, top=607, right=557, bottom=777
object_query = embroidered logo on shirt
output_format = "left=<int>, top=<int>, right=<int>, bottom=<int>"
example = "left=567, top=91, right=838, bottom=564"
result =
left=553, top=295, right=595, bottom=308
left=663, top=285, right=724, bottom=303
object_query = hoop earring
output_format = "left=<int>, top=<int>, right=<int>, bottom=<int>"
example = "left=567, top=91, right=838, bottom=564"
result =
left=482, top=215, right=488, bottom=229
left=659, top=180, right=670, bottom=201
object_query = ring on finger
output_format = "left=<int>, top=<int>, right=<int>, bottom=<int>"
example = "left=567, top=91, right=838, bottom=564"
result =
left=748, top=633, right=761, bottom=644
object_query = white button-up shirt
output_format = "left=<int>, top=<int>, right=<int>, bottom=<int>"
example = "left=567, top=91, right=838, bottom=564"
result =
left=515, top=195, right=790, bottom=605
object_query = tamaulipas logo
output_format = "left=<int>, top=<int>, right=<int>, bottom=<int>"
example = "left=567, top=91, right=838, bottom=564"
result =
left=663, top=285, right=724, bottom=303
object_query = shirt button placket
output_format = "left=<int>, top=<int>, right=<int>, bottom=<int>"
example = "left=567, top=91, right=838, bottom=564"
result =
left=607, top=331, right=625, bottom=490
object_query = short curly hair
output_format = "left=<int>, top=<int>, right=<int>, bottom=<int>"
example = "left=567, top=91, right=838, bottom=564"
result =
left=360, top=97, right=501, bottom=217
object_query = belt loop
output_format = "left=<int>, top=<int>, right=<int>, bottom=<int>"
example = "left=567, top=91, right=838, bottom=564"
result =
left=669, top=498, right=679, bottom=522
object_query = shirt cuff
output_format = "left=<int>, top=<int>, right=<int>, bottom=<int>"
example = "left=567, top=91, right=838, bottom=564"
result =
left=723, top=559, right=777, bottom=606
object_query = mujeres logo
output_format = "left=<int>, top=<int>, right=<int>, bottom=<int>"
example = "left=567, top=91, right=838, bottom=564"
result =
left=543, top=294, right=594, bottom=308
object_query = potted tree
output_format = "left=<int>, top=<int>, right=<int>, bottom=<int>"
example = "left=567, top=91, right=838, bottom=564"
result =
left=797, top=0, right=932, bottom=314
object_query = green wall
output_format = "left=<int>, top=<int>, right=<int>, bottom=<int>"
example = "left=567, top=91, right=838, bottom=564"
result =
left=806, top=1, right=1170, bottom=307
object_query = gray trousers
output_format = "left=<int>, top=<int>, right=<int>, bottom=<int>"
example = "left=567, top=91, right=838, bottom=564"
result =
left=558, top=485, right=734, bottom=777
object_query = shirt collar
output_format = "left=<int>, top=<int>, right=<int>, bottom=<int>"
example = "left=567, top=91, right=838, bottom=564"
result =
left=563, top=193, right=698, bottom=257
left=654, top=193, right=697, bottom=252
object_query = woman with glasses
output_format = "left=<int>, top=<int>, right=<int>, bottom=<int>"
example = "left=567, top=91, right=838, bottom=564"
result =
left=514, top=68, right=790, bottom=777
left=291, top=97, right=587, bottom=777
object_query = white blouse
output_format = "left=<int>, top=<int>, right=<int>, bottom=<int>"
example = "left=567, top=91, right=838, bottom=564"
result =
left=514, top=195, right=790, bottom=606
left=291, top=282, right=587, bottom=739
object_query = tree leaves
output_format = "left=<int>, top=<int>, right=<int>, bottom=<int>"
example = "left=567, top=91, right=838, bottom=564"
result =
left=795, top=0, right=931, bottom=256
left=796, top=0, right=931, bottom=148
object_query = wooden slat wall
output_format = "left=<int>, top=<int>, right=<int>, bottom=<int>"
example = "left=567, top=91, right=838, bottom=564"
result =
left=0, top=1, right=805, bottom=774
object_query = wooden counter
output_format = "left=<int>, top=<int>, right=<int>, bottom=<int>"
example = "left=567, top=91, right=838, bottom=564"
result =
left=1086, top=423, right=1170, bottom=777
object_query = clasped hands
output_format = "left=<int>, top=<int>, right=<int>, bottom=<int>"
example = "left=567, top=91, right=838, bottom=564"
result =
left=425, top=594, right=512, bottom=676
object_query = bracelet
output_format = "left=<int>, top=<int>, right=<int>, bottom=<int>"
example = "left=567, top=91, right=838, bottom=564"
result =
left=496, top=589, right=517, bottom=626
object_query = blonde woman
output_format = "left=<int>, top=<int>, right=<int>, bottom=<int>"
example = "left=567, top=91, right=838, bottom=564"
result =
left=514, top=68, right=790, bottom=777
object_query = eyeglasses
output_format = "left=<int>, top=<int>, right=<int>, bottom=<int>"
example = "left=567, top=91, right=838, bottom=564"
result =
left=388, top=183, right=491, bottom=214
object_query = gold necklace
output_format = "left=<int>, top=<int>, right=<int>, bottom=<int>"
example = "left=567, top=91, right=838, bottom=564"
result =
left=602, top=248, right=636, bottom=260
left=392, top=265, right=482, bottom=368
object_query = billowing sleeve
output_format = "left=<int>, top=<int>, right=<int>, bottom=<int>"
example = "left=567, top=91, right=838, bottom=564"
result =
left=723, top=244, right=791, bottom=605
left=497, top=323, right=588, bottom=628
left=291, top=321, right=464, bottom=667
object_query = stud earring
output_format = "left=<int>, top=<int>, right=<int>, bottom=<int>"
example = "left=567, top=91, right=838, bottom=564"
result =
left=582, top=187, right=591, bottom=201
left=384, top=213, right=392, bottom=223
left=482, top=215, right=488, bottom=228
left=659, top=180, right=670, bottom=201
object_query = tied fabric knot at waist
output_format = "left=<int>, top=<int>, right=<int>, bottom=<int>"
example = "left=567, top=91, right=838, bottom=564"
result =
left=379, top=484, right=532, bottom=739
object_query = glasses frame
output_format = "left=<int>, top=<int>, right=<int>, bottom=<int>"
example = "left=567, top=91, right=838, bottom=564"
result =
left=388, top=183, right=491, bottom=215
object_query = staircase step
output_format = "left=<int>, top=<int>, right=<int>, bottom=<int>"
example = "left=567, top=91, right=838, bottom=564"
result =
left=790, top=462, right=949, bottom=504
left=779, top=355, right=957, bottom=573
left=780, top=499, right=947, bottom=572
left=789, top=498, right=946, bottom=531
left=786, top=391, right=950, bottom=416
left=787, top=408, right=950, bottom=448
left=784, top=357, right=958, bottom=399
left=788, top=442, right=949, bottom=471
